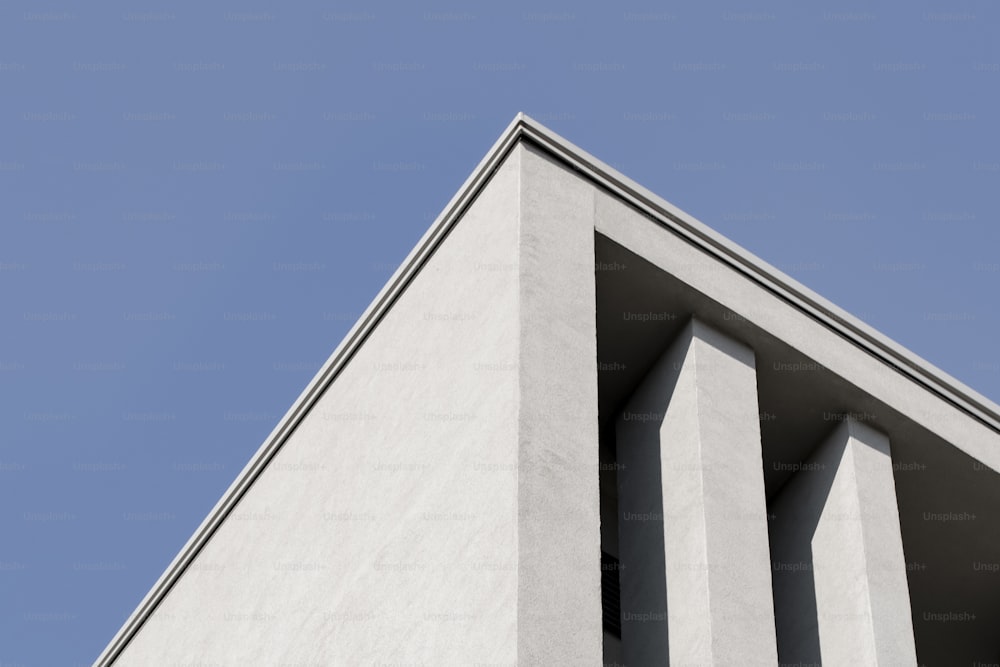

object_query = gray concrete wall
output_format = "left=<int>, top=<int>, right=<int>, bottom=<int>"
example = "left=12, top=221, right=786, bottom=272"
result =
left=115, top=149, right=526, bottom=666
left=517, top=143, right=602, bottom=665
left=112, top=142, right=605, bottom=666
left=100, top=118, right=1000, bottom=666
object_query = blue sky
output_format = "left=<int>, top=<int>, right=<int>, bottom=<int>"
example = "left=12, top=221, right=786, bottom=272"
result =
left=2, top=1, right=998, bottom=664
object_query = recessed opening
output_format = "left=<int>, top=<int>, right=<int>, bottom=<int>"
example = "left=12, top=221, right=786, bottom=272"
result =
left=594, top=230, right=1000, bottom=664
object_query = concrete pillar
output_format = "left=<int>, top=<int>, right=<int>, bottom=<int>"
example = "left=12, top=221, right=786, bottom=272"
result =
left=617, top=318, right=778, bottom=666
left=769, top=418, right=917, bottom=666
left=516, top=143, right=602, bottom=665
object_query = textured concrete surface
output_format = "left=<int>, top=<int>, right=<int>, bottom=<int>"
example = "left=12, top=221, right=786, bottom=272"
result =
left=101, top=116, right=1000, bottom=666
left=769, top=418, right=917, bottom=666
left=111, top=141, right=604, bottom=666
left=114, top=147, right=526, bottom=666
left=617, top=319, right=778, bottom=666
left=516, top=143, right=602, bottom=665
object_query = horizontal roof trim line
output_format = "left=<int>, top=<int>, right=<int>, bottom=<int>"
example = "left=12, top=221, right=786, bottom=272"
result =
left=95, top=112, right=1000, bottom=665
left=517, top=120, right=1000, bottom=435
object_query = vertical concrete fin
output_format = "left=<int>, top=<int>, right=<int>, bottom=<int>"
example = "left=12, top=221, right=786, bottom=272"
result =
left=617, top=325, right=691, bottom=665
left=516, top=142, right=602, bottom=665
left=846, top=420, right=919, bottom=665
left=617, top=318, right=778, bottom=666
left=769, top=418, right=918, bottom=666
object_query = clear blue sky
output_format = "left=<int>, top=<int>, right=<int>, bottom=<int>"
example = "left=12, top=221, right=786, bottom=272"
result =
left=2, top=1, right=998, bottom=664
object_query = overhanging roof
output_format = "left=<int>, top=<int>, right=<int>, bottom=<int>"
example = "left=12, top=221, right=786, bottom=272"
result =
left=94, top=113, right=1000, bottom=665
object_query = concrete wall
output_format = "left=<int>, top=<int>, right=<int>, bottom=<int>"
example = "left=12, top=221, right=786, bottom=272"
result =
left=101, top=118, right=1000, bottom=665
left=112, top=142, right=604, bottom=666
left=116, top=149, right=525, bottom=666
left=517, top=143, right=602, bottom=665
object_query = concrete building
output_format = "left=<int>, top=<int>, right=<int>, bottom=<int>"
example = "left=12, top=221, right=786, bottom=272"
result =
left=95, top=115, right=1000, bottom=666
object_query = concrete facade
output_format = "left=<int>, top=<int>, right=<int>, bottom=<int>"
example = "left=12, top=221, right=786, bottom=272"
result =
left=617, top=320, right=777, bottom=665
left=111, top=133, right=527, bottom=667
left=96, top=115, right=1000, bottom=666
left=517, top=143, right=602, bottom=665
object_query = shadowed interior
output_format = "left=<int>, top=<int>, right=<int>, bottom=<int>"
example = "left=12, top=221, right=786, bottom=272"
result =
left=595, top=231, right=1000, bottom=665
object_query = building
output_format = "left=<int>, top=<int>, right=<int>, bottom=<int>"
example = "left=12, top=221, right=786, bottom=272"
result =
left=95, top=114, right=1000, bottom=666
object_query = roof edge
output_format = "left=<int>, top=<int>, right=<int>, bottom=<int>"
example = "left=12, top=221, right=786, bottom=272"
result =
left=94, top=114, right=527, bottom=666
left=94, top=112, right=1000, bottom=665
left=515, top=114, right=1000, bottom=433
